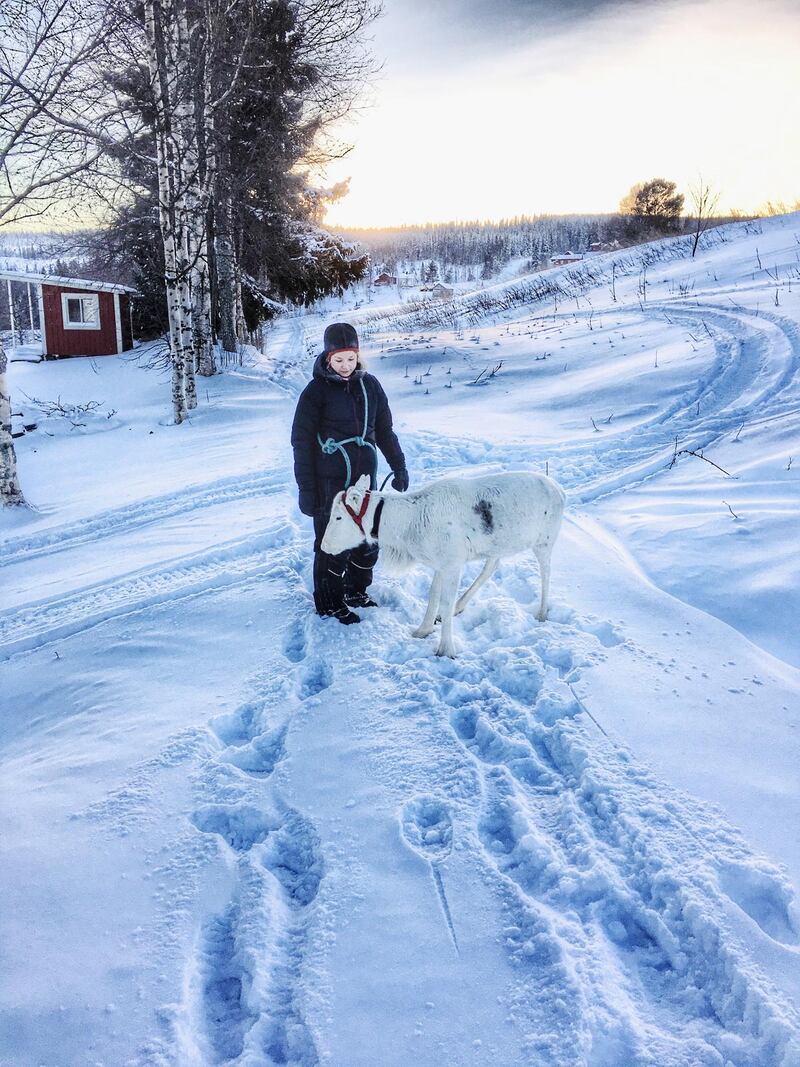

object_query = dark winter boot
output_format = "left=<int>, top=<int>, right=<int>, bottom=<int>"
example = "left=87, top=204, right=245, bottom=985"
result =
left=314, top=547, right=348, bottom=616
left=330, top=605, right=361, bottom=625
left=345, top=591, right=378, bottom=608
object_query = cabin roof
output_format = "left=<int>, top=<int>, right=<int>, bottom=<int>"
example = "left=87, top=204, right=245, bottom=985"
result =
left=0, top=270, right=138, bottom=294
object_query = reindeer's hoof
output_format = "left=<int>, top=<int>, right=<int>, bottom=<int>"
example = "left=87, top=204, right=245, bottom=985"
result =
left=412, top=626, right=432, bottom=639
left=435, top=644, right=457, bottom=659
left=536, top=610, right=548, bottom=622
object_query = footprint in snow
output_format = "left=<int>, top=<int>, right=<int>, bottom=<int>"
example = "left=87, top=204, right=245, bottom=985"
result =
left=400, top=796, right=454, bottom=863
left=191, top=803, right=277, bottom=852
left=601, top=902, right=673, bottom=971
left=549, top=603, right=624, bottom=649
left=210, top=679, right=292, bottom=746
left=223, top=724, right=287, bottom=778
left=400, top=796, right=459, bottom=954
left=283, top=617, right=308, bottom=664
left=718, top=861, right=800, bottom=946
left=297, top=659, right=333, bottom=700
left=449, top=704, right=556, bottom=790
left=480, top=645, right=545, bottom=703
left=534, top=638, right=577, bottom=677
left=262, top=811, right=324, bottom=907
left=209, top=699, right=265, bottom=746
left=261, top=1005, right=320, bottom=1067
left=198, top=903, right=257, bottom=1062
left=580, top=618, right=625, bottom=648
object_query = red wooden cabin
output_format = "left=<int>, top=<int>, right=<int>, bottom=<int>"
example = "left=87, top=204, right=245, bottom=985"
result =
left=1, top=271, right=137, bottom=358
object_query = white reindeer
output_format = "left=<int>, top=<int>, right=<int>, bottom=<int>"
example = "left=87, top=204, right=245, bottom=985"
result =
left=320, top=471, right=565, bottom=657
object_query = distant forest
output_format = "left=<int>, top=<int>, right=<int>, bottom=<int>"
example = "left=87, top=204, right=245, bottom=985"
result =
left=1, top=208, right=742, bottom=311
left=2, top=217, right=616, bottom=292
left=333, top=213, right=735, bottom=283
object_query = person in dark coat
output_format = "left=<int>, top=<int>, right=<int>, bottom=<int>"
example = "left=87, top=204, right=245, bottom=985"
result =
left=291, top=322, right=409, bottom=624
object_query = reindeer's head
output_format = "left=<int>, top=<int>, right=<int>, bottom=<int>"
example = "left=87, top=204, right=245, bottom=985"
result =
left=320, top=474, right=372, bottom=555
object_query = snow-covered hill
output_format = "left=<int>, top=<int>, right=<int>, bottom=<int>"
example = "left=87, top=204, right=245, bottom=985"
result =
left=2, top=215, right=799, bottom=1067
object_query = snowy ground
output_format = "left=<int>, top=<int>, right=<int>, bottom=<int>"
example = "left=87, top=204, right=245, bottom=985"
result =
left=2, top=215, right=800, bottom=1067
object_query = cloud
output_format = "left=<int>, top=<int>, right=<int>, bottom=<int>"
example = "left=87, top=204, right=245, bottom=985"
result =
left=376, top=0, right=673, bottom=66
left=326, top=0, right=800, bottom=225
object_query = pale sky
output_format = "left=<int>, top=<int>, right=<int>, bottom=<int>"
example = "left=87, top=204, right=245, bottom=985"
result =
left=323, top=0, right=800, bottom=227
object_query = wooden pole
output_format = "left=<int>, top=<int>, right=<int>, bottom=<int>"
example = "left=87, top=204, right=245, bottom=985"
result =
left=36, top=284, right=47, bottom=356
left=113, top=292, right=123, bottom=354
left=7, top=279, right=17, bottom=354
left=27, top=282, right=34, bottom=343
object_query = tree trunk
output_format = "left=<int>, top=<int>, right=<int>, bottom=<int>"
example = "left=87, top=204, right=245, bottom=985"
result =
left=234, top=227, right=246, bottom=343
left=195, top=72, right=216, bottom=376
left=172, top=0, right=197, bottom=409
left=0, top=340, right=25, bottom=505
left=215, top=190, right=238, bottom=354
left=145, top=0, right=188, bottom=424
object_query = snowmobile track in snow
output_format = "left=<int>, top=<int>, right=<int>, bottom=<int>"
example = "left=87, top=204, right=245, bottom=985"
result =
left=6, top=298, right=798, bottom=665
left=0, top=467, right=284, bottom=570
left=0, top=520, right=301, bottom=658
left=393, top=301, right=800, bottom=512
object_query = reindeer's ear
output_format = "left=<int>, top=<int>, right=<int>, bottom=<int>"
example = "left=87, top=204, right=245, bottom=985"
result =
left=345, top=474, right=370, bottom=510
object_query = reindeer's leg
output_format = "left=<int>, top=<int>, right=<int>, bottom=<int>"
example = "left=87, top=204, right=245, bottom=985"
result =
left=413, top=571, right=443, bottom=638
left=435, top=566, right=462, bottom=658
left=455, top=557, right=498, bottom=615
left=534, top=544, right=553, bottom=622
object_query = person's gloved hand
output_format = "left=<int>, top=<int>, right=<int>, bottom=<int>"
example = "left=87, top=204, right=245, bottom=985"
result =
left=298, top=489, right=315, bottom=516
left=392, top=469, right=409, bottom=492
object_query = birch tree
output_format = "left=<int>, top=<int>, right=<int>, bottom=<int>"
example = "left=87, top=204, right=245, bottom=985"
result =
left=100, top=0, right=378, bottom=373
left=144, top=0, right=215, bottom=421
left=141, top=0, right=264, bottom=416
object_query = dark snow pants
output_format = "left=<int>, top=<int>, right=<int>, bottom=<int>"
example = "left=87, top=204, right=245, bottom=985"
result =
left=312, top=508, right=379, bottom=614
left=311, top=469, right=379, bottom=615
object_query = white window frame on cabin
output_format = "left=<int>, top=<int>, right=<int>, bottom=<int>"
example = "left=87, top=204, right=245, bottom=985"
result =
left=61, top=292, right=101, bottom=330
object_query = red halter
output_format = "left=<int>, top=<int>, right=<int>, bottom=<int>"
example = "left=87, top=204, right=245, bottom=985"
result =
left=344, top=489, right=371, bottom=534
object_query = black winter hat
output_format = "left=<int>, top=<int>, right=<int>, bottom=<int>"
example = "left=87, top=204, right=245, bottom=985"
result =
left=323, top=322, right=359, bottom=355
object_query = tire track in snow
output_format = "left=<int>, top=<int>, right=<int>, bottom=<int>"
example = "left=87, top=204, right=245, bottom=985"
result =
left=9, top=299, right=796, bottom=663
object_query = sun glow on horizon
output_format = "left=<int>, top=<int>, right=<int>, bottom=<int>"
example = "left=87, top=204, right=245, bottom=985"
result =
left=322, top=0, right=800, bottom=229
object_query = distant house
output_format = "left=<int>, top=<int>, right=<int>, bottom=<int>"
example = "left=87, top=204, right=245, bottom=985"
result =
left=550, top=251, right=584, bottom=267
left=373, top=272, right=397, bottom=286
left=0, top=270, right=137, bottom=358
left=430, top=282, right=454, bottom=299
